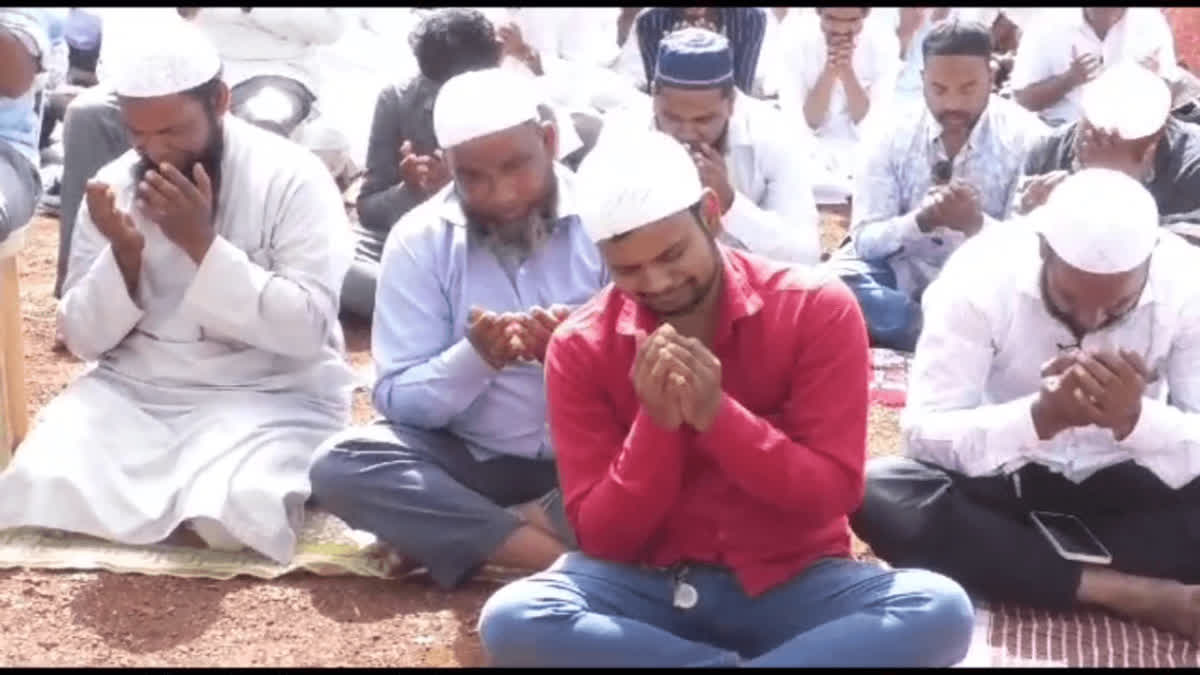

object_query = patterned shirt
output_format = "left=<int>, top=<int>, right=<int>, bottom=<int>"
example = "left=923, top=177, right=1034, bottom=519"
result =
left=846, top=95, right=1048, bottom=297
left=635, top=7, right=767, bottom=94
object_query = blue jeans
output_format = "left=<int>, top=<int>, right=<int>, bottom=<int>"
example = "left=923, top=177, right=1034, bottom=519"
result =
left=835, top=258, right=923, bottom=353
left=478, top=552, right=974, bottom=667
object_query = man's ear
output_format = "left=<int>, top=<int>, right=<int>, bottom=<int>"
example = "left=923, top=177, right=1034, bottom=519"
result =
left=213, top=81, right=232, bottom=116
left=698, top=187, right=724, bottom=239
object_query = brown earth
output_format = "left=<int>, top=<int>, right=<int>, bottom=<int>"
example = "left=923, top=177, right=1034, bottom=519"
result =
left=1, top=210, right=898, bottom=666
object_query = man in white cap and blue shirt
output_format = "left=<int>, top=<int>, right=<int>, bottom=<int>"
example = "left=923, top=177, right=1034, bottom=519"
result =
left=855, top=168, right=1200, bottom=642
left=606, top=27, right=821, bottom=264
left=310, top=66, right=608, bottom=589
left=476, top=127, right=975, bottom=667
left=1017, top=62, right=1200, bottom=244
left=0, top=19, right=356, bottom=562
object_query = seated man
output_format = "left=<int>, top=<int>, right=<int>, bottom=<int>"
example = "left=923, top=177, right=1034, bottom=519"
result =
left=0, top=8, right=60, bottom=240
left=310, top=68, right=609, bottom=589
left=1010, top=7, right=1174, bottom=127
left=780, top=7, right=900, bottom=205
left=636, top=7, right=767, bottom=96
left=853, top=169, right=1200, bottom=641
left=345, top=8, right=502, bottom=322
left=0, top=23, right=355, bottom=560
left=476, top=128, right=974, bottom=667
left=1016, top=63, right=1200, bottom=245
left=605, top=28, right=820, bottom=264
left=830, top=20, right=1047, bottom=352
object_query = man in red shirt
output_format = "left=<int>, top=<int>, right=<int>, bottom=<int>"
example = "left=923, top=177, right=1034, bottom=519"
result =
left=476, top=129, right=974, bottom=667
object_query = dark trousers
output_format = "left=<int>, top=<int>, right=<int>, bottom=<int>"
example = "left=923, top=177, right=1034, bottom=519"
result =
left=852, top=457, right=1200, bottom=609
left=310, top=421, right=567, bottom=589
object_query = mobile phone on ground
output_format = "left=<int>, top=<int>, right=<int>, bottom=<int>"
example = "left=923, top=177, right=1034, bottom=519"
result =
left=1030, top=510, right=1113, bottom=565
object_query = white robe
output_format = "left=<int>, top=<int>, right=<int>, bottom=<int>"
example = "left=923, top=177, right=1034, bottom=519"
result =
left=0, top=117, right=356, bottom=564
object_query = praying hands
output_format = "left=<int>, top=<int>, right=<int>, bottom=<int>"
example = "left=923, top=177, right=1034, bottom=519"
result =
left=1032, top=348, right=1149, bottom=441
left=467, top=304, right=573, bottom=370
left=135, top=162, right=217, bottom=264
left=631, top=323, right=723, bottom=432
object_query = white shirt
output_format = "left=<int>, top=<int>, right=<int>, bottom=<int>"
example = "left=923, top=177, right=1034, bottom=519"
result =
left=191, top=8, right=346, bottom=97
left=606, top=92, right=822, bottom=264
left=778, top=12, right=900, bottom=147
left=1010, top=8, right=1176, bottom=126
left=903, top=225, right=1200, bottom=490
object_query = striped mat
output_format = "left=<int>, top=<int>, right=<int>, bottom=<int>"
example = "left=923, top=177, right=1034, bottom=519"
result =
left=962, top=602, right=1198, bottom=667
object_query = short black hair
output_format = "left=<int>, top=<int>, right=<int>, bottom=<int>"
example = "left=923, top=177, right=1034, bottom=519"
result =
left=922, top=19, right=992, bottom=61
left=410, top=8, right=502, bottom=85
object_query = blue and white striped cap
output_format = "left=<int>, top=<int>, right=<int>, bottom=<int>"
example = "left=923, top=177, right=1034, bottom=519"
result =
left=654, top=27, right=734, bottom=90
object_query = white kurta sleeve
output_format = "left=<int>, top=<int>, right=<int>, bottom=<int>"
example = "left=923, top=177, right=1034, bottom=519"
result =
left=57, top=200, right=146, bottom=362
left=1117, top=294, right=1200, bottom=490
left=723, top=129, right=821, bottom=264
left=178, top=161, right=352, bottom=361
left=900, top=244, right=1041, bottom=477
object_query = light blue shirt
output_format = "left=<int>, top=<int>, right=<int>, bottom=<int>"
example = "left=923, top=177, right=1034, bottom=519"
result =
left=0, top=8, right=64, bottom=170
left=372, top=166, right=609, bottom=461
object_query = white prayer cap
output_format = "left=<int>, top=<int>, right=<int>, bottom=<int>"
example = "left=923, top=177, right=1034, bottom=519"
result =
left=1031, top=168, right=1159, bottom=274
left=433, top=67, right=540, bottom=150
left=1081, top=62, right=1171, bottom=140
left=113, top=19, right=221, bottom=98
left=576, top=128, right=703, bottom=243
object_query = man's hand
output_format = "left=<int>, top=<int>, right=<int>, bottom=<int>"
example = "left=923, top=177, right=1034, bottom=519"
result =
left=656, top=331, right=723, bottom=432
left=398, top=140, right=451, bottom=196
left=1032, top=362, right=1095, bottom=440
left=1138, top=48, right=1162, bottom=75
left=1016, top=170, right=1070, bottom=215
left=825, top=37, right=854, bottom=78
left=631, top=324, right=686, bottom=431
left=691, top=142, right=734, bottom=213
left=85, top=181, right=145, bottom=295
left=136, top=162, right=217, bottom=264
left=1066, top=45, right=1103, bottom=89
left=498, top=22, right=543, bottom=75
left=897, top=7, right=926, bottom=43
left=916, top=181, right=983, bottom=235
left=510, top=304, right=572, bottom=363
left=467, top=307, right=527, bottom=371
left=1068, top=349, right=1148, bottom=440
left=1078, top=124, right=1145, bottom=178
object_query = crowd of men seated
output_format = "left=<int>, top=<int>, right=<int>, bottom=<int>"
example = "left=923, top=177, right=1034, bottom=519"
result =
left=3, top=5, right=1200, bottom=666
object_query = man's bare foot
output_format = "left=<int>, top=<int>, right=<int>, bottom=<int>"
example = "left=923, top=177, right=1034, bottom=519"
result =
left=1079, top=567, right=1200, bottom=642
left=508, top=499, right=557, bottom=537
left=362, top=540, right=424, bottom=578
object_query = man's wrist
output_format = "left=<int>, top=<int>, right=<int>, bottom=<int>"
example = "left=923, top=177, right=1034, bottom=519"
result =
left=1031, top=396, right=1064, bottom=441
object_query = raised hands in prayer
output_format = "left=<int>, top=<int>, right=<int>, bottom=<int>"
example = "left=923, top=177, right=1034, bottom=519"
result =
left=467, top=305, right=573, bottom=370
left=398, top=140, right=451, bottom=197
left=84, top=180, right=145, bottom=295
left=825, top=35, right=855, bottom=79
left=135, top=162, right=217, bottom=263
left=689, top=142, right=735, bottom=213
left=497, top=21, right=543, bottom=75
left=632, top=323, right=723, bottom=432
left=1077, top=125, right=1148, bottom=179
left=1066, top=45, right=1103, bottom=90
left=1015, top=170, right=1070, bottom=215
left=1032, top=348, right=1148, bottom=440
left=916, top=180, right=984, bottom=236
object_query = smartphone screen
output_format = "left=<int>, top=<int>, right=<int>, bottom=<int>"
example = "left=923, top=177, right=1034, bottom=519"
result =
left=1031, top=511, right=1111, bottom=562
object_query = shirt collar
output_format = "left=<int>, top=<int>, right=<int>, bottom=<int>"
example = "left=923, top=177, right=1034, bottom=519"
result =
left=438, top=163, right=579, bottom=229
left=614, top=246, right=765, bottom=345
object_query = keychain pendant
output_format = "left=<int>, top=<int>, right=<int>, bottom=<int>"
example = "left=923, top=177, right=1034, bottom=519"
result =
left=673, top=581, right=699, bottom=610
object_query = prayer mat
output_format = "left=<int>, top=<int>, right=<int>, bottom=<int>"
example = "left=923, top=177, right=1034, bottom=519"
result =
left=0, top=509, right=523, bottom=584
left=869, top=348, right=911, bottom=408
left=963, top=601, right=1199, bottom=667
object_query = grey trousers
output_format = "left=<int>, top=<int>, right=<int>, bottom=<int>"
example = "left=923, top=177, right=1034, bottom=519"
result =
left=56, top=85, right=129, bottom=298
left=339, top=225, right=388, bottom=321
left=310, top=421, right=571, bottom=589
left=0, top=140, right=40, bottom=242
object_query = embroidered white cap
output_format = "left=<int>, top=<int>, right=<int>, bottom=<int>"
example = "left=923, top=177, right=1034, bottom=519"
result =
left=1081, top=61, right=1172, bottom=141
left=433, top=67, right=541, bottom=150
left=575, top=128, right=703, bottom=243
left=113, top=18, right=221, bottom=98
left=1032, top=168, right=1159, bottom=274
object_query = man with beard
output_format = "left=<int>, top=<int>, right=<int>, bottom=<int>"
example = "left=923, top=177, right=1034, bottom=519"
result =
left=0, top=22, right=356, bottom=560
left=829, top=19, right=1047, bottom=351
left=310, top=67, right=608, bottom=589
left=605, top=27, right=820, bottom=263
left=1015, top=63, right=1200, bottom=246
left=853, top=169, right=1200, bottom=643
left=475, top=128, right=974, bottom=667
left=634, top=7, right=768, bottom=96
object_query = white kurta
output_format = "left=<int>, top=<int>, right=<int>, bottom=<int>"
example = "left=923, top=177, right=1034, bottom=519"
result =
left=0, top=117, right=356, bottom=564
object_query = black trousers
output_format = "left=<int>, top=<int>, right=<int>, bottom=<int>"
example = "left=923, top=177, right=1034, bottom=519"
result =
left=851, top=457, right=1200, bottom=609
